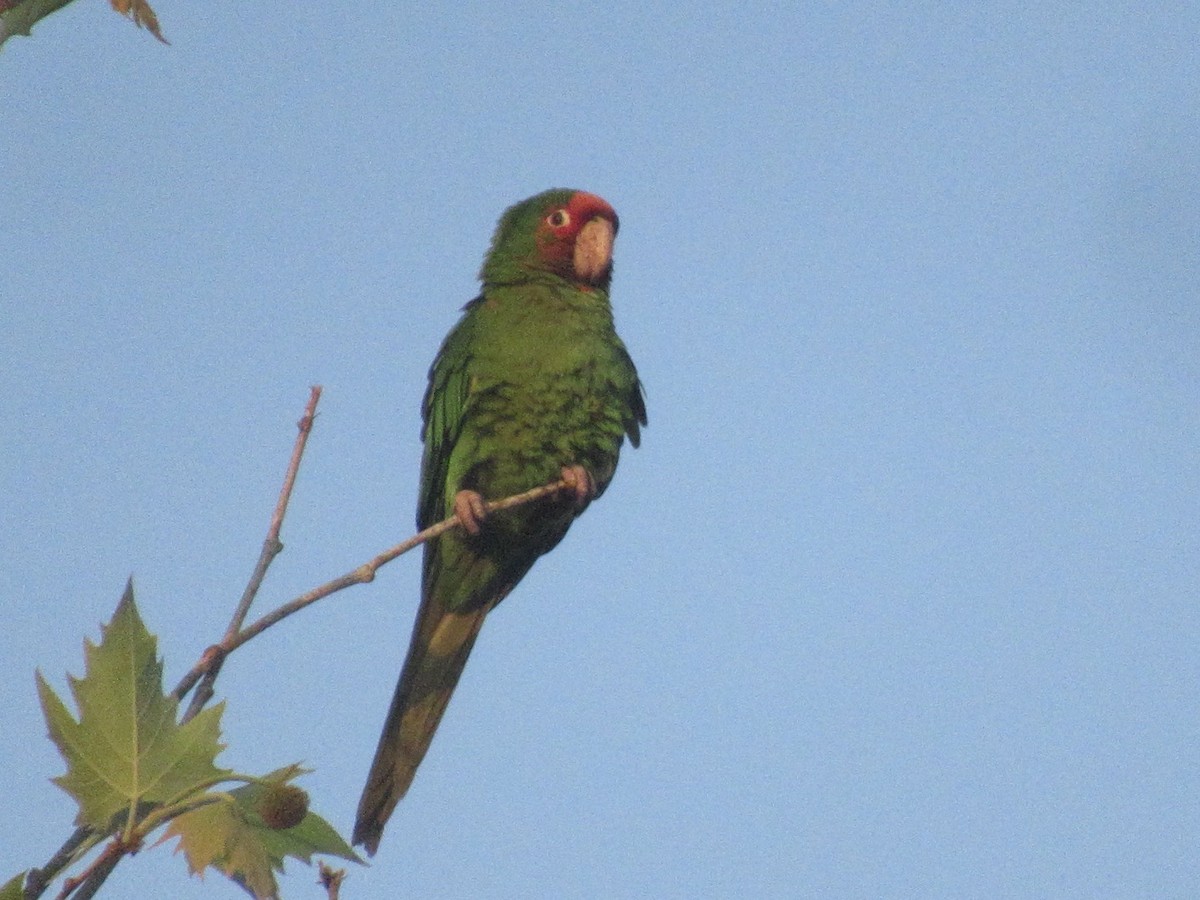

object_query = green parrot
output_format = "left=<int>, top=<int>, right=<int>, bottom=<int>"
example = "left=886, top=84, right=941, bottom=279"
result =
left=352, top=188, right=646, bottom=855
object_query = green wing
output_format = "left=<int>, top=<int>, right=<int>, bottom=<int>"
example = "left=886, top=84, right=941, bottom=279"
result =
left=617, top=341, right=647, bottom=449
left=417, top=298, right=481, bottom=531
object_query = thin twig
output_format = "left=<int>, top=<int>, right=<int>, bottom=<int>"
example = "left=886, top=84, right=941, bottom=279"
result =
left=55, top=838, right=125, bottom=900
left=24, top=827, right=92, bottom=899
left=230, top=384, right=322, bottom=638
left=319, top=863, right=345, bottom=900
left=177, top=386, right=321, bottom=717
left=232, top=477, right=569, bottom=649
left=170, top=477, right=571, bottom=696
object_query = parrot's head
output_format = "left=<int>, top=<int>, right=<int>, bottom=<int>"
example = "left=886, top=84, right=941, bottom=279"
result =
left=481, top=189, right=619, bottom=290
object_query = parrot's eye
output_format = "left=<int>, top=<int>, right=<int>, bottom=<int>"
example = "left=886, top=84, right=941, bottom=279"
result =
left=547, top=209, right=570, bottom=228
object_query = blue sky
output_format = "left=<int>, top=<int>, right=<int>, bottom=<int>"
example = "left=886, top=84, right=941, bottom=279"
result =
left=3, top=2, right=1198, bottom=897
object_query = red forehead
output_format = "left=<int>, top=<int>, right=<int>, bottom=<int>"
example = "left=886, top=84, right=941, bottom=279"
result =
left=565, top=191, right=617, bottom=225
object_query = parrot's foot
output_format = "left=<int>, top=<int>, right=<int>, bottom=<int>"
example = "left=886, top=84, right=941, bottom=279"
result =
left=560, top=464, right=595, bottom=510
left=453, top=489, right=489, bottom=535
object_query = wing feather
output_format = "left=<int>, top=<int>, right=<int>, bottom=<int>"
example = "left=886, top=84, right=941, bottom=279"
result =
left=417, top=298, right=482, bottom=530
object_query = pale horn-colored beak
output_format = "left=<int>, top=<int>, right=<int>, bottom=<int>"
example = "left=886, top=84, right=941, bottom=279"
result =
left=573, top=217, right=615, bottom=284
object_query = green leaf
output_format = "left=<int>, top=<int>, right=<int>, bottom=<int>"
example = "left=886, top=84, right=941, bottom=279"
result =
left=0, top=872, right=27, bottom=900
left=38, top=580, right=229, bottom=831
left=0, top=0, right=76, bottom=49
left=0, top=0, right=169, bottom=50
left=163, top=766, right=361, bottom=900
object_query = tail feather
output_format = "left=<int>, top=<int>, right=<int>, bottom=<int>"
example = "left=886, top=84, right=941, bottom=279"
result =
left=352, top=605, right=489, bottom=855
left=353, top=502, right=564, bottom=854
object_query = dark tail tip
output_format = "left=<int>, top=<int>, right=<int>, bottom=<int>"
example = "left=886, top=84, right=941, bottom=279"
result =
left=351, top=821, right=382, bottom=857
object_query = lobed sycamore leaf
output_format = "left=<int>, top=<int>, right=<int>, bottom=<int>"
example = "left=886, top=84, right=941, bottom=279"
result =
left=0, top=0, right=74, bottom=48
left=163, top=766, right=360, bottom=900
left=37, top=580, right=229, bottom=831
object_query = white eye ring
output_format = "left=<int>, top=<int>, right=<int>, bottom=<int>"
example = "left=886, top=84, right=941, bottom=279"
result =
left=547, top=209, right=570, bottom=228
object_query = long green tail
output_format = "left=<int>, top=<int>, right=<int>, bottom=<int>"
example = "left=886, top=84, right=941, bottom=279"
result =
left=352, top=603, right=489, bottom=855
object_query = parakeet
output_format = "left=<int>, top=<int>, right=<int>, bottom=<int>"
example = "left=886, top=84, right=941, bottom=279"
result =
left=352, top=188, right=646, bottom=855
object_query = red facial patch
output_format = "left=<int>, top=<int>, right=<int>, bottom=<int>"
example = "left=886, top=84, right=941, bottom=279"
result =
left=534, top=191, right=619, bottom=279
left=566, top=192, right=618, bottom=232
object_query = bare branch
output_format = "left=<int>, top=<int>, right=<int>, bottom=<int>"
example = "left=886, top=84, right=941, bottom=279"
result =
left=178, top=386, right=322, bottom=719
left=171, top=476, right=572, bottom=696
left=23, top=826, right=92, bottom=899
left=229, top=385, right=322, bottom=639
left=54, top=838, right=124, bottom=900
left=319, top=863, right=345, bottom=900
left=234, top=477, right=570, bottom=649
